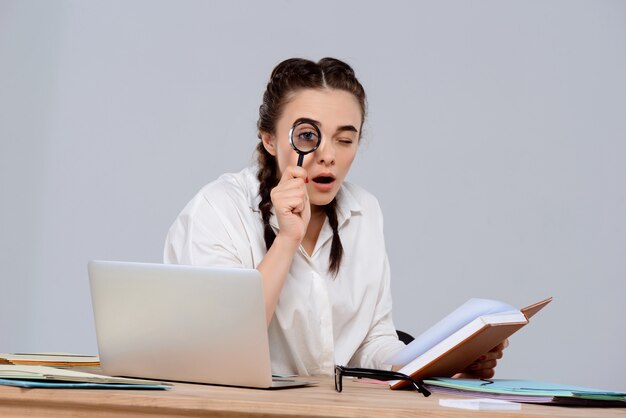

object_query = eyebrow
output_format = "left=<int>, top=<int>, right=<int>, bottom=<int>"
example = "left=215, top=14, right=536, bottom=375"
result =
left=293, top=117, right=321, bottom=127
left=293, top=118, right=359, bottom=134
left=336, top=125, right=358, bottom=133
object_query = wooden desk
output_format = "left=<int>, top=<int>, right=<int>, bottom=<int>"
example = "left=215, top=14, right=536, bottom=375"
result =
left=0, top=376, right=624, bottom=417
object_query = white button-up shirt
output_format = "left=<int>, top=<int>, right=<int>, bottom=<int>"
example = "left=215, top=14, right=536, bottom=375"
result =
left=164, top=166, right=405, bottom=376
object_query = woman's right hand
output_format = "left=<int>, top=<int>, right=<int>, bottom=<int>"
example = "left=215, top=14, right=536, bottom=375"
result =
left=270, top=166, right=310, bottom=245
left=258, top=165, right=310, bottom=324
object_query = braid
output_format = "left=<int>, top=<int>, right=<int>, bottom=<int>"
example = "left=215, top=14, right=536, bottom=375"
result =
left=324, top=199, right=343, bottom=277
left=256, top=142, right=278, bottom=250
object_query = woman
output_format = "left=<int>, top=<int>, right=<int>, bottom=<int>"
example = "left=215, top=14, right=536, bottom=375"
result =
left=164, top=57, right=506, bottom=377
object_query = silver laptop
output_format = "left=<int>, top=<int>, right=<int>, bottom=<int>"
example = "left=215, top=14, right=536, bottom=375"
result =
left=88, top=260, right=312, bottom=388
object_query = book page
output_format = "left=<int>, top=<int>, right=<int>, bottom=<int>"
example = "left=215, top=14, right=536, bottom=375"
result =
left=387, top=298, right=518, bottom=367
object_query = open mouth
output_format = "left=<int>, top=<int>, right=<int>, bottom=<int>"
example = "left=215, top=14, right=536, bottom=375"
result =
left=312, top=176, right=335, bottom=184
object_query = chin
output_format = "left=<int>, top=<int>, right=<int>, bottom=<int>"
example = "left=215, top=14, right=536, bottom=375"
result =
left=308, top=181, right=341, bottom=206
left=309, top=194, right=337, bottom=207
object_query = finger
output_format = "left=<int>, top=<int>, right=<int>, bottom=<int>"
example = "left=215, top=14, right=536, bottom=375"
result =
left=469, top=358, right=497, bottom=371
left=473, top=359, right=497, bottom=371
left=279, top=165, right=308, bottom=184
left=456, top=366, right=496, bottom=380
left=273, top=191, right=308, bottom=214
left=282, top=197, right=307, bottom=214
left=489, top=342, right=505, bottom=352
left=483, top=350, right=504, bottom=361
left=272, top=178, right=307, bottom=198
left=476, top=350, right=502, bottom=363
left=273, top=170, right=309, bottom=210
left=490, top=339, right=509, bottom=352
left=474, top=368, right=495, bottom=379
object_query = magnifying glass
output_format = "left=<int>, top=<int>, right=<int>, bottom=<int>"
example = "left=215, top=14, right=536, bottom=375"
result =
left=289, top=119, right=321, bottom=167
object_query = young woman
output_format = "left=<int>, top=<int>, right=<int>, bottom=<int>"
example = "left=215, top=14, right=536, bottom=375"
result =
left=164, top=57, right=507, bottom=377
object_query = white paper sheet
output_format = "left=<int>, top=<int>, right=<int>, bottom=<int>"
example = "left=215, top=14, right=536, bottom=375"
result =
left=439, top=398, right=521, bottom=411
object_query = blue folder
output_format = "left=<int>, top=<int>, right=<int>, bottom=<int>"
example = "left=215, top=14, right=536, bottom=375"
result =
left=423, top=378, right=626, bottom=406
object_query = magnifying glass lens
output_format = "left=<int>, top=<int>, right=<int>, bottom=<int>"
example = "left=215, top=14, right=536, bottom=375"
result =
left=291, top=122, right=320, bottom=153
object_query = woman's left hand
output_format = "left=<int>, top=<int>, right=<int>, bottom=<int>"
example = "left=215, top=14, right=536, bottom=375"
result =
left=453, top=339, right=509, bottom=379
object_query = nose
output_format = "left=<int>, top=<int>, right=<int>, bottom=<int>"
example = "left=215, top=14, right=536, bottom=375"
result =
left=314, top=135, right=335, bottom=166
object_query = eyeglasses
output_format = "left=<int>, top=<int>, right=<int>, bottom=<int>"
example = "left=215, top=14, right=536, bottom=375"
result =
left=334, top=365, right=431, bottom=397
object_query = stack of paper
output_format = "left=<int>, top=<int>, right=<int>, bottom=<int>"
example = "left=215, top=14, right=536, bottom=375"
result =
left=0, top=353, right=100, bottom=367
left=424, top=378, right=626, bottom=407
left=0, top=365, right=171, bottom=389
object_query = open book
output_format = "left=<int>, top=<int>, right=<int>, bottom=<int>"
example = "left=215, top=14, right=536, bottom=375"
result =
left=387, top=297, right=552, bottom=389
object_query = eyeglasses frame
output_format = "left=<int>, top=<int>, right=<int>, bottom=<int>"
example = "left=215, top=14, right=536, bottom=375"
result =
left=334, top=365, right=431, bottom=397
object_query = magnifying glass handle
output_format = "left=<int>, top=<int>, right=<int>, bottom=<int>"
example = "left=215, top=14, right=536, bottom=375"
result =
left=297, top=153, right=304, bottom=167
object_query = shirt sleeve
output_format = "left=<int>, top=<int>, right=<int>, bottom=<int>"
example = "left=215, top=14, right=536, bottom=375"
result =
left=348, top=253, right=406, bottom=370
left=163, top=185, right=251, bottom=268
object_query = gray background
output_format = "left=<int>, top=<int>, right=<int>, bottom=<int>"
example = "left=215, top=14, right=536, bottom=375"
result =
left=1, top=0, right=624, bottom=390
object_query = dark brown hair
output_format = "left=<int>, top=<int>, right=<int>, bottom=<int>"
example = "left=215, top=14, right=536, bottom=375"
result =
left=256, top=57, right=367, bottom=276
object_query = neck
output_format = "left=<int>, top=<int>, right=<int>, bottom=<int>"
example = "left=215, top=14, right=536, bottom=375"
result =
left=310, top=204, right=325, bottom=218
left=302, top=204, right=326, bottom=256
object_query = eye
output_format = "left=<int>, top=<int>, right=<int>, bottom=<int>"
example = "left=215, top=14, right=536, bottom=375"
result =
left=298, top=130, right=319, bottom=142
left=336, top=137, right=355, bottom=145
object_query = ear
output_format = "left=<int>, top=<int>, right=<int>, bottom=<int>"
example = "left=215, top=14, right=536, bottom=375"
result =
left=260, top=131, right=277, bottom=156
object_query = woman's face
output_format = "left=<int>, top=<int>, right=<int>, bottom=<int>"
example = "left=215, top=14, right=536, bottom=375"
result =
left=262, top=88, right=362, bottom=207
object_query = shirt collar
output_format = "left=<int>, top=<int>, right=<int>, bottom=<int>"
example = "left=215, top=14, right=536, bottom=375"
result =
left=334, top=182, right=363, bottom=228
